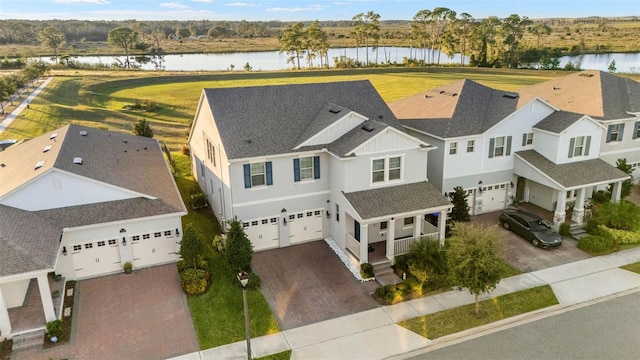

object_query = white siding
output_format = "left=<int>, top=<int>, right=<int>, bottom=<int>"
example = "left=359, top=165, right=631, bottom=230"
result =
left=298, top=113, right=365, bottom=147
left=554, top=118, right=602, bottom=164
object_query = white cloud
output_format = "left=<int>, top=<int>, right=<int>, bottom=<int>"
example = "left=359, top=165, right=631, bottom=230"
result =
left=53, top=0, right=110, bottom=4
left=191, top=0, right=212, bottom=2
left=226, top=2, right=260, bottom=7
left=266, top=5, right=325, bottom=13
left=160, top=2, right=190, bottom=9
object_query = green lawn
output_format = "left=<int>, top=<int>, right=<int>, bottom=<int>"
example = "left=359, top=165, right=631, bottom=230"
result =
left=621, top=262, right=640, bottom=274
left=399, top=285, right=558, bottom=340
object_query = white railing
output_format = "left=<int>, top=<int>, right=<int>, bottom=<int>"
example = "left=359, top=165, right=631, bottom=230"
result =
left=345, top=232, right=360, bottom=260
left=393, top=232, right=439, bottom=256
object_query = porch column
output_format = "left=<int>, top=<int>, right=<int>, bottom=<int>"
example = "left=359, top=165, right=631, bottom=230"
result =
left=413, top=215, right=422, bottom=238
left=553, top=190, right=567, bottom=226
left=572, top=188, right=586, bottom=224
left=0, top=286, right=12, bottom=336
left=612, top=181, right=622, bottom=202
left=438, top=210, right=447, bottom=246
left=386, top=219, right=396, bottom=261
left=37, top=274, right=56, bottom=322
left=358, top=223, right=369, bottom=264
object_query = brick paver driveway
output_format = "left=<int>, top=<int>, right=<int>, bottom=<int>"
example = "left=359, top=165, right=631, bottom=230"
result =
left=13, top=264, right=199, bottom=360
left=252, top=241, right=378, bottom=330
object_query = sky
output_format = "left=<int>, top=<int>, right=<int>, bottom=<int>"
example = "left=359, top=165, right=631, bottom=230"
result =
left=1, top=0, right=639, bottom=22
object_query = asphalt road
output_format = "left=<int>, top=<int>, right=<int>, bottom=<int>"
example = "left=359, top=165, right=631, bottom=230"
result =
left=404, top=290, right=640, bottom=360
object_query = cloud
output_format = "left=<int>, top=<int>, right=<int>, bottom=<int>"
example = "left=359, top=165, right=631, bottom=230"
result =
left=266, top=5, right=325, bottom=13
left=191, top=0, right=212, bottom=2
left=226, top=2, right=260, bottom=7
left=160, top=2, right=190, bottom=9
left=53, top=0, right=110, bottom=4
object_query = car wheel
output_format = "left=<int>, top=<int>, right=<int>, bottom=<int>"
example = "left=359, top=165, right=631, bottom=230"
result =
left=532, top=238, right=540, bottom=247
left=502, top=221, right=510, bottom=231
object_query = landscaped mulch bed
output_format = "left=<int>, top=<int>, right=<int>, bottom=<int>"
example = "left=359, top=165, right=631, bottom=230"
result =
left=42, top=280, right=75, bottom=349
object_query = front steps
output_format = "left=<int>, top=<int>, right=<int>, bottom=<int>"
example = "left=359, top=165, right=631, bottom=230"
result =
left=569, top=222, right=588, bottom=240
left=372, top=260, right=403, bottom=287
left=11, top=329, right=44, bottom=351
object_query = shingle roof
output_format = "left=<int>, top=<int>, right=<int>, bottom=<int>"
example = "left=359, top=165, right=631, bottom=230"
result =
left=201, top=80, right=402, bottom=159
left=515, top=150, right=630, bottom=188
left=388, top=79, right=521, bottom=138
left=343, top=182, right=451, bottom=220
left=533, top=111, right=587, bottom=134
left=518, top=70, right=640, bottom=120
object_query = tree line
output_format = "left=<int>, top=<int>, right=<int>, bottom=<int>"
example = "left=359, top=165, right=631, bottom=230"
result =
left=0, top=62, right=48, bottom=115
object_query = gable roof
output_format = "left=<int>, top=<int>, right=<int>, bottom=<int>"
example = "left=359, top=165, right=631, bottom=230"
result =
left=389, top=79, right=524, bottom=138
left=518, top=70, right=640, bottom=120
left=533, top=110, right=590, bottom=134
left=296, top=103, right=355, bottom=147
left=515, top=150, right=630, bottom=189
left=199, top=80, right=402, bottom=160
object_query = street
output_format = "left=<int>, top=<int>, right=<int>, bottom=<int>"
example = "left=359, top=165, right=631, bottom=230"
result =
left=405, top=290, right=640, bottom=360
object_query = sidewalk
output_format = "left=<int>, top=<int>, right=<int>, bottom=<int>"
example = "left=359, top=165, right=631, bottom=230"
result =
left=169, top=247, right=640, bottom=360
left=0, top=77, right=53, bottom=135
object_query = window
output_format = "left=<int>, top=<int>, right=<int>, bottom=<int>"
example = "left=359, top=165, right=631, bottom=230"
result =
left=466, top=140, right=475, bottom=153
left=251, top=220, right=258, bottom=226
left=372, top=157, right=401, bottom=183
left=205, top=135, right=216, bottom=166
left=262, top=219, right=268, bottom=225
left=294, top=156, right=320, bottom=181
left=85, top=243, right=93, bottom=249
left=306, top=211, right=313, bottom=217
left=633, top=122, right=640, bottom=140
left=270, top=218, right=277, bottom=223
left=73, top=245, right=82, bottom=251
left=380, top=221, right=388, bottom=230
left=404, top=217, right=414, bottom=226
left=242, top=222, right=249, bottom=228
left=606, top=124, right=624, bottom=142
left=522, top=133, right=534, bottom=146
left=568, top=136, right=591, bottom=158
left=289, top=215, right=295, bottom=220
left=449, top=142, right=458, bottom=155
left=154, top=232, right=162, bottom=238
left=142, top=234, right=150, bottom=239
left=243, top=162, right=273, bottom=188
left=164, top=230, right=172, bottom=236
left=97, top=241, right=105, bottom=247
left=297, top=213, right=304, bottom=219
left=108, top=239, right=116, bottom=245
left=314, top=210, right=321, bottom=216
left=489, top=136, right=512, bottom=158
left=132, top=235, right=140, bottom=241
left=335, top=203, right=340, bottom=222
left=372, top=159, right=385, bottom=183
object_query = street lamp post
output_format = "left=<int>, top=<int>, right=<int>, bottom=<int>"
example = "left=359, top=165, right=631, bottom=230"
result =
left=237, top=272, right=251, bottom=360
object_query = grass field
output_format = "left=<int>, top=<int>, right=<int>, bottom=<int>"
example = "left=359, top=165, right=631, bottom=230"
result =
left=0, top=67, right=573, bottom=150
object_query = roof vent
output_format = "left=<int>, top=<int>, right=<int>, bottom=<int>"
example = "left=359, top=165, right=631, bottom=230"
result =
left=451, top=93, right=458, bottom=97
left=424, top=94, right=432, bottom=98
left=73, top=157, right=83, bottom=165
left=361, top=124, right=375, bottom=132
left=246, top=139, right=252, bottom=144
left=43, top=145, right=52, bottom=153
left=35, top=160, right=44, bottom=170
left=79, top=130, right=88, bottom=136
left=50, top=133, right=57, bottom=140
left=579, top=73, right=594, bottom=77
left=502, top=93, right=519, bottom=99
left=123, top=139, right=128, bottom=144
left=0, top=163, right=6, bottom=168
left=553, top=87, right=561, bottom=90
left=328, top=108, right=341, bottom=114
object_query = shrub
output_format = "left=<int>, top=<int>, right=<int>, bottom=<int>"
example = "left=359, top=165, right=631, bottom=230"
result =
left=132, top=118, right=153, bottom=138
left=180, top=268, right=207, bottom=296
left=577, top=235, right=617, bottom=254
left=591, top=190, right=611, bottom=204
left=594, top=200, right=640, bottom=231
left=373, top=285, right=403, bottom=304
left=360, top=263, right=374, bottom=279
left=181, top=144, right=190, bottom=156
left=407, top=237, right=447, bottom=284
left=212, top=234, right=226, bottom=254
left=225, top=220, right=254, bottom=272
left=585, top=219, right=600, bottom=234
left=123, top=261, right=132, bottom=274
left=559, top=222, right=571, bottom=237
left=596, top=225, right=640, bottom=244
left=46, top=320, right=63, bottom=341
left=393, top=254, right=409, bottom=275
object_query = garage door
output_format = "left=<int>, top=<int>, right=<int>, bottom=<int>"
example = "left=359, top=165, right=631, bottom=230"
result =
left=131, top=230, right=179, bottom=268
left=288, top=209, right=323, bottom=244
left=478, top=183, right=508, bottom=213
left=72, top=239, right=121, bottom=279
left=243, top=217, right=280, bottom=251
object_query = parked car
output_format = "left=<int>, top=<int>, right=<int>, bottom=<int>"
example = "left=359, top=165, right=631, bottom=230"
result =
left=499, top=210, right=562, bottom=248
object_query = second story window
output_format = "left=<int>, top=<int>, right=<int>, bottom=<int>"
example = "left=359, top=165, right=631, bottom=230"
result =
left=372, top=156, right=402, bottom=183
left=606, top=124, right=624, bottom=143
left=489, top=136, right=512, bottom=158
left=568, top=136, right=591, bottom=158
left=449, top=142, right=458, bottom=155
left=466, top=140, right=475, bottom=153
left=294, top=156, right=320, bottom=181
left=388, top=157, right=401, bottom=180
left=522, top=133, right=534, bottom=146
left=633, top=121, right=640, bottom=139
left=372, top=159, right=385, bottom=183
left=243, top=162, right=273, bottom=188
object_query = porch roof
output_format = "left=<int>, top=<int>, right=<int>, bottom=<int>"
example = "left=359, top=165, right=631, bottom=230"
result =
left=514, top=150, right=630, bottom=190
left=342, top=181, right=451, bottom=221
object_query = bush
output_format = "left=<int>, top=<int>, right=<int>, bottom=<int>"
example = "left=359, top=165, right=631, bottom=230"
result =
left=373, top=285, right=403, bottom=304
left=406, top=237, right=447, bottom=284
left=585, top=219, right=600, bottom=234
left=46, top=320, right=63, bottom=341
left=591, top=190, right=611, bottom=204
left=212, top=234, right=226, bottom=253
left=180, top=268, right=207, bottom=296
left=596, top=225, right=640, bottom=244
left=578, top=235, right=617, bottom=254
left=123, top=261, right=132, bottom=274
left=132, top=118, right=153, bottom=138
left=393, top=254, right=409, bottom=275
left=559, top=222, right=571, bottom=237
left=181, top=144, right=190, bottom=156
left=360, top=263, right=374, bottom=279
left=225, top=220, right=254, bottom=272
left=595, top=201, right=640, bottom=231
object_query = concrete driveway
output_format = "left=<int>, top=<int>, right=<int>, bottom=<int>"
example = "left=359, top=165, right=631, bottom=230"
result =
left=473, top=207, right=591, bottom=272
left=252, top=241, right=379, bottom=330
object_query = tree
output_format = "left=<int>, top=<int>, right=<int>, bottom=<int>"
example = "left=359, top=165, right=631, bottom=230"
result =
left=455, top=13, right=474, bottom=66
left=38, top=27, right=66, bottom=64
left=410, top=9, right=433, bottom=63
left=176, top=27, right=191, bottom=39
left=470, top=16, right=501, bottom=67
left=225, top=220, right=254, bottom=272
left=608, top=158, right=633, bottom=198
left=449, top=186, right=471, bottom=222
left=132, top=118, right=153, bottom=138
left=305, top=20, right=329, bottom=68
left=279, top=22, right=306, bottom=69
left=352, top=11, right=381, bottom=65
left=529, top=23, right=551, bottom=48
left=107, top=27, right=139, bottom=68
left=431, top=7, right=457, bottom=64
left=180, top=227, right=203, bottom=269
left=608, top=59, right=617, bottom=73
left=447, top=222, right=504, bottom=314
left=500, top=14, right=533, bottom=68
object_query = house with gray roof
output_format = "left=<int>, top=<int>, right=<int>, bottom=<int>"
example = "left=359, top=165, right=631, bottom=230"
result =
left=189, top=80, right=451, bottom=268
left=389, top=74, right=630, bottom=227
left=0, top=124, right=186, bottom=339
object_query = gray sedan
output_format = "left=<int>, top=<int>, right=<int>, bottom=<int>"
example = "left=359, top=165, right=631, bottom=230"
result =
left=499, top=210, right=562, bottom=248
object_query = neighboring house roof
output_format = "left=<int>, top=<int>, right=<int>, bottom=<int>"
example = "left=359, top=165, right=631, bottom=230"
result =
left=0, top=204, right=61, bottom=277
left=200, top=80, right=403, bottom=160
left=533, top=110, right=588, bottom=134
left=343, top=182, right=451, bottom=221
left=518, top=70, right=640, bottom=120
left=515, top=150, right=630, bottom=189
left=388, top=79, right=522, bottom=138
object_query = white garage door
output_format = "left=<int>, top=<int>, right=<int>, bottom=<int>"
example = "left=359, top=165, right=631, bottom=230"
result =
left=131, top=230, right=179, bottom=268
left=72, top=239, right=121, bottom=279
left=478, top=183, right=508, bottom=213
left=243, top=217, right=280, bottom=251
left=288, top=209, right=323, bottom=244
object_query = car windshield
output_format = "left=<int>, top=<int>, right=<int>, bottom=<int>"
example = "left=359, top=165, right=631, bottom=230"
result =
left=530, top=219, right=551, bottom=231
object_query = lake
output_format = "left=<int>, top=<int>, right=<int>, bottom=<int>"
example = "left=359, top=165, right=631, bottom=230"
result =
left=40, top=47, right=640, bottom=73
